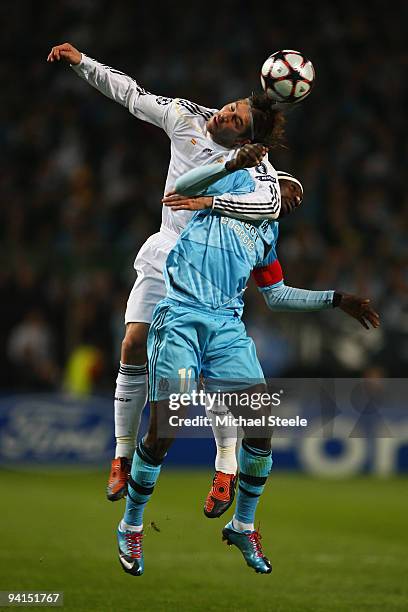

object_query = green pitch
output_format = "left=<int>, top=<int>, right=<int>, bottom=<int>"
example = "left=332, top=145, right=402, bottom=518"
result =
left=0, top=469, right=407, bottom=612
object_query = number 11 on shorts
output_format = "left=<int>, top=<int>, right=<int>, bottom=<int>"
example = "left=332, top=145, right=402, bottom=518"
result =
left=178, top=368, right=193, bottom=393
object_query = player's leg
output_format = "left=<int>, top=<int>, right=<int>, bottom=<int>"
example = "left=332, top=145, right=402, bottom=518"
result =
left=117, top=398, right=181, bottom=576
left=203, top=315, right=256, bottom=519
left=115, top=323, right=149, bottom=456
left=203, top=398, right=238, bottom=518
left=107, top=232, right=172, bottom=501
left=222, top=416, right=272, bottom=573
left=107, top=322, right=149, bottom=501
left=223, top=385, right=273, bottom=573
left=204, top=317, right=273, bottom=573
left=117, top=301, right=200, bottom=576
left=226, top=396, right=272, bottom=535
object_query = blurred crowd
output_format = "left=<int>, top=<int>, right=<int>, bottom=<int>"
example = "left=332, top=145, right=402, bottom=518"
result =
left=1, top=0, right=407, bottom=393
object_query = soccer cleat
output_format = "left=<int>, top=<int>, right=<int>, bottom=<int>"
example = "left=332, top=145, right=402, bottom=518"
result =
left=107, top=457, right=131, bottom=501
left=204, top=471, right=236, bottom=518
left=222, top=522, right=272, bottom=574
left=117, top=524, right=144, bottom=576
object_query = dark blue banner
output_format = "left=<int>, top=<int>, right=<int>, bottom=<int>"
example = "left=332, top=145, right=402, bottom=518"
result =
left=0, top=391, right=407, bottom=475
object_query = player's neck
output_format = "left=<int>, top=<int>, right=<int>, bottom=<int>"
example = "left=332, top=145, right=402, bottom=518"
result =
left=205, top=126, right=232, bottom=151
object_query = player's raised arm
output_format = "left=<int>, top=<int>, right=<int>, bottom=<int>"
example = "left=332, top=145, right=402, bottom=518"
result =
left=211, top=160, right=281, bottom=220
left=171, top=143, right=266, bottom=195
left=162, top=143, right=281, bottom=220
left=47, top=42, right=177, bottom=134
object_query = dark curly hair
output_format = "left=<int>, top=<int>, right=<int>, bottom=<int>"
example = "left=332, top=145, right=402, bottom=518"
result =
left=247, top=93, right=286, bottom=148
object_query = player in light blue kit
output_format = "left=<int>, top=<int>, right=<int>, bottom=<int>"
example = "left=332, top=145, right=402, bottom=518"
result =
left=117, top=144, right=380, bottom=576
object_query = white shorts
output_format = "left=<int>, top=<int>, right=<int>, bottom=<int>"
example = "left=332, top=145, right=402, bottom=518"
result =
left=124, top=226, right=179, bottom=325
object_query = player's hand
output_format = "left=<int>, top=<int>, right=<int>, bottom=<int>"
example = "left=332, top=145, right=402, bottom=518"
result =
left=338, top=293, right=380, bottom=330
left=226, top=143, right=268, bottom=172
left=162, top=193, right=213, bottom=211
left=47, top=43, right=81, bottom=65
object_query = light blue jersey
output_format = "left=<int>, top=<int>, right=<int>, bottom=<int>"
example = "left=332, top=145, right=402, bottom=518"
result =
left=164, top=169, right=279, bottom=315
left=148, top=168, right=273, bottom=399
left=148, top=163, right=335, bottom=400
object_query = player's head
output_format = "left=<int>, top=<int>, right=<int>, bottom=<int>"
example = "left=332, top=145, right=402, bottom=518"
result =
left=207, top=93, right=285, bottom=149
left=277, top=171, right=303, bottom=218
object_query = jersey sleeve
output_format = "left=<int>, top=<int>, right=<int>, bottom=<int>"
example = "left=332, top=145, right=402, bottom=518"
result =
left=175, top=162, right=280, bottom=221
left=261, top=283, right=335, bottom=311
left=175, top=164, right=254, bottom=197
left=212, top=160, right=281, bottom=220
left=71, top=54, right=179, bottom=136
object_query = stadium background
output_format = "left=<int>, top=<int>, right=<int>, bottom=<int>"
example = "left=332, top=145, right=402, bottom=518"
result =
left=1, top=0, right=407, bottom=393
left=0, top=1, right=407, bottom=610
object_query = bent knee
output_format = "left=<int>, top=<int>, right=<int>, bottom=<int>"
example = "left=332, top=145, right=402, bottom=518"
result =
left=143, top=437, right=171, bottom=463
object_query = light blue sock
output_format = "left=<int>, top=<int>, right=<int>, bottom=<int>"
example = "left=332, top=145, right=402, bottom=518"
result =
left=123, top=440, right=162, bottom=527
left=234, top=441, right=273, bottom=527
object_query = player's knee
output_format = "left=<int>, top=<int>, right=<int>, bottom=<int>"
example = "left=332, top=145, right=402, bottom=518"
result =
left=121, top=325, right=148, bottom=364
left=143, top=436, right=171, bottom=463
left=244, top=437, right=272, bottom=453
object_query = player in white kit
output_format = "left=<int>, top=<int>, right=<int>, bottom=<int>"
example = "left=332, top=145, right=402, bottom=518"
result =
left=47, top=42, right=286, bottom=503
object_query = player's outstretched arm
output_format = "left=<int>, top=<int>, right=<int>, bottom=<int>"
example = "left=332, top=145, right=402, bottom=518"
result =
left=47, top=43, right=176, bottom=132
left=259, top=281, right=380, bottom=329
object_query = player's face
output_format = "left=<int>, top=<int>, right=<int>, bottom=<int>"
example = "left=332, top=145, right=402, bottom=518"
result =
left=278, top=180, right=303, bottom=218
left=207, top=100, right=252, bottom=148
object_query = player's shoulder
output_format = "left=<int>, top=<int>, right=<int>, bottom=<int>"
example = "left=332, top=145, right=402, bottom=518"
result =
left=174, top=98, right=217, bottom=122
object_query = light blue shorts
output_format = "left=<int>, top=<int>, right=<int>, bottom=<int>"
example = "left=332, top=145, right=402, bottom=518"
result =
left=147, top=298, right=265, bottom=401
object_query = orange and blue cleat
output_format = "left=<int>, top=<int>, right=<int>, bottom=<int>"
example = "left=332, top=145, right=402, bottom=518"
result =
left=107, top=457, right=131, bottom=501
left=204, top=471, right=236, bottom=518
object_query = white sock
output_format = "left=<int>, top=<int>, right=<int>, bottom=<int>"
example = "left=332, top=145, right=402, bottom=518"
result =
left=114, top=362, right=148, bottom=458
left=232, top=516, right=254, bottom=533
left=215, top=443, right=238, bottom=474
left=120, top=519, right=143, bottom=533
left=205, top=400, right=237, bottom=474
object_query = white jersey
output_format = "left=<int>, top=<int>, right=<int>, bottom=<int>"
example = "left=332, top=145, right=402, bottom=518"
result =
left=72, top=55, right=280, bottom=234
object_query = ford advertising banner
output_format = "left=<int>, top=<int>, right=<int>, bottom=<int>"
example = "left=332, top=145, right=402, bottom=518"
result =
left=0, top=380, right=407, bottom=476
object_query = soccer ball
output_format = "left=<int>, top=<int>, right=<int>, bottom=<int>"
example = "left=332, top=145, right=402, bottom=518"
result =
left=260, top=50, right=315, bottom=103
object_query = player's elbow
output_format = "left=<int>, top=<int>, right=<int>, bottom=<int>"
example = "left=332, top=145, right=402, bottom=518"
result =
left=254, top=198, right=281, bottom=220
left=263, top=285, right=287, bottom=311
left=264, top=298, right=285, bottom=311
left=251, top=208, right=280, bottom=220
left=264, top=209, right=280, bottom=220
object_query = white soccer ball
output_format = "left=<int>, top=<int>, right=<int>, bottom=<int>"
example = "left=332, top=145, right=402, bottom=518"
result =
left=260, top=50, right=315, bottom=103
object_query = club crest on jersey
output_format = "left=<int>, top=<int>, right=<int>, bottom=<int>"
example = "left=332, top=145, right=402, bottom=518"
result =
left=255, top=163, right=276, bottom=183
left=202, top=148, right=214, bottom=156
left=256, top=162, right=268, bottom=174
left=155, top=96, right=172, bottom=106
left=158, top=377, right=169, bottom=392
